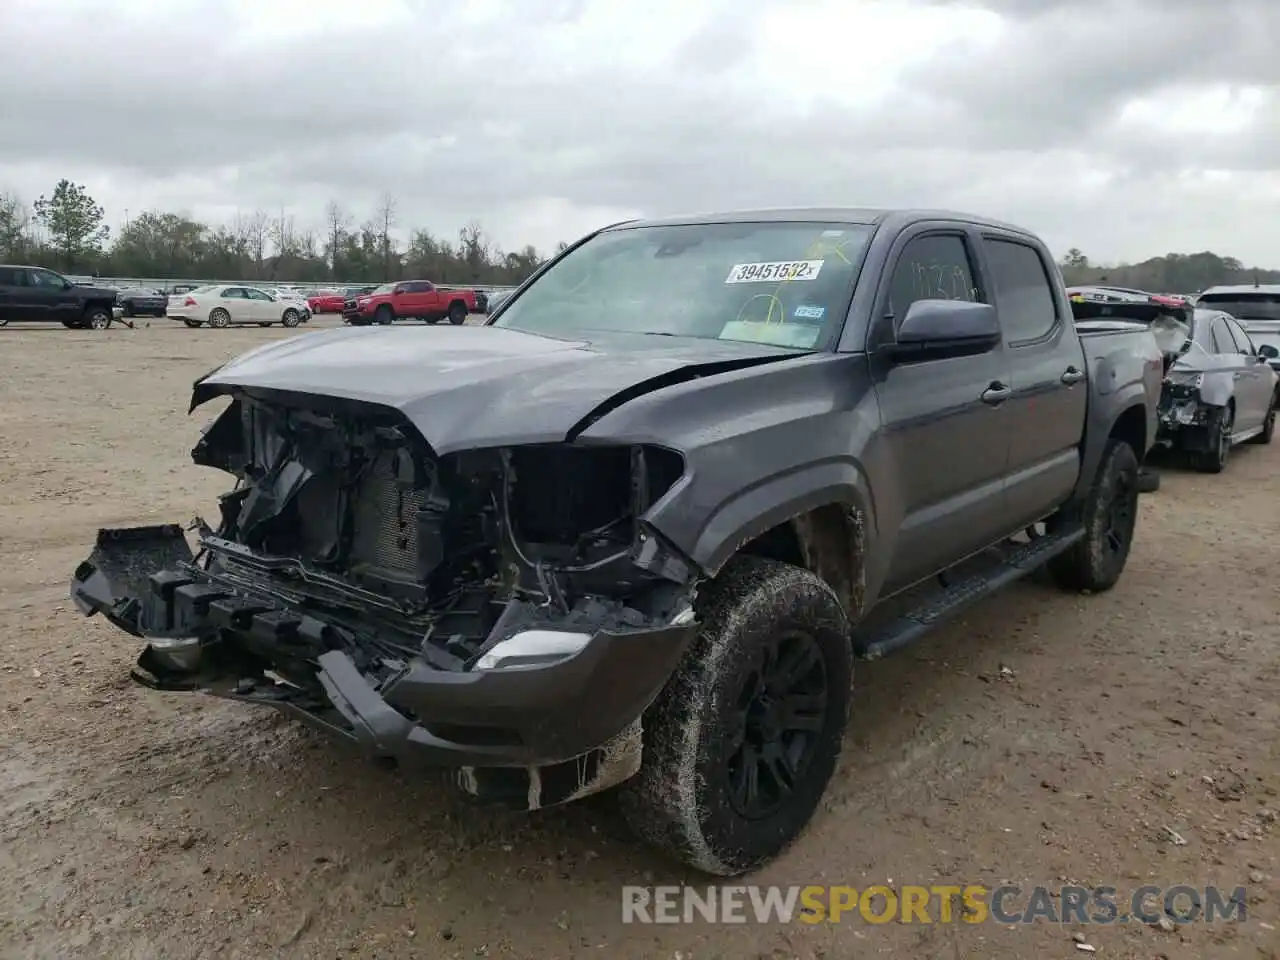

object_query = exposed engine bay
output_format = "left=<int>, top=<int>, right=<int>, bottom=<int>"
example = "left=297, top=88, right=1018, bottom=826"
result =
left=180, top=393, right=692, bottom=682
left=71, top=390, right=703, bottom=807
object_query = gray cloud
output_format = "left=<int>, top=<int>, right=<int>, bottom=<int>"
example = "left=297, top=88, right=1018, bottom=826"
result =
left=1, top=0, right=1278, bottom=263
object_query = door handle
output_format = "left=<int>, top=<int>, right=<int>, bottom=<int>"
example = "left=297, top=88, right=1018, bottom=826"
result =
left=981, top=382, right=1011, bottom=405
left=1061, top=366, right=1085, bottom=385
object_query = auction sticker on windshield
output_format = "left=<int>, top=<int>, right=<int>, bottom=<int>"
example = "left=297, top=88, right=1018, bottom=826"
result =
left=725, top=260, right=824, bottom=283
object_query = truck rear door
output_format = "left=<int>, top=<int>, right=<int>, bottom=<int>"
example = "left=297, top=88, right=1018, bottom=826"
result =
left=977, top=233, right=1087, bottom=531
left=871, top=227, right=1014, bottom=591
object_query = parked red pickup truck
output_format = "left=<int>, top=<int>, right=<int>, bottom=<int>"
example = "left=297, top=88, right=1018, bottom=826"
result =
left=343, top=281, right=480, bottom=326
left=309, top=286, right=374, bottom=315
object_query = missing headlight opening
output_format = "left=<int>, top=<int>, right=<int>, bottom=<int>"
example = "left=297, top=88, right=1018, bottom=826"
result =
left=184, top=395, right=693, bottom=681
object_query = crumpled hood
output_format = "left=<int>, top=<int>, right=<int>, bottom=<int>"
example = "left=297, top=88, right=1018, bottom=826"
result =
left=193, top=324, right=802, bottom=454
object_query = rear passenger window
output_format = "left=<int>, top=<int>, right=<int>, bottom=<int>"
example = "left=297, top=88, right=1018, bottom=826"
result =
left=1225, top=318, right=1253, bottom=354
left=983, top=239, right=1058, bottom=343
left=887, top=234, right=979, bottom=326
left=1210, top=318, right=1235, bottom=354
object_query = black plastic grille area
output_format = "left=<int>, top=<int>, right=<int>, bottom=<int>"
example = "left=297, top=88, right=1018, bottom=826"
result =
left=349, top=450, right=427, bottom=577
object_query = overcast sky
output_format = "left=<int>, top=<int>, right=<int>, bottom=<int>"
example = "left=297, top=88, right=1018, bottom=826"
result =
left=2, top=0, right=1277, bottom=265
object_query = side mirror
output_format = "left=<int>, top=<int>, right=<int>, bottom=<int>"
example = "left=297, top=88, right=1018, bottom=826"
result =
left=884, top=300, right=1001, bottom=362
left=1258, top=343, right=1279, bottom=360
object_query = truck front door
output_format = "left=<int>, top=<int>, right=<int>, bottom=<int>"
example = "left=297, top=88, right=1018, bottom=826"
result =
left=871, top=228, right=1013, bottom=591
left=27, top=268, right=74, bottom=323
left=978, top=234, right=1088, bottom=531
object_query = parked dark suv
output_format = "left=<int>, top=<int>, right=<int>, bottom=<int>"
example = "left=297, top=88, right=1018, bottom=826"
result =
left=0, top=265, right=119, bottom=329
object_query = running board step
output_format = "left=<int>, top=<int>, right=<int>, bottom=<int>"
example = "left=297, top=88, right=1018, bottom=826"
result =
left=852, top=526, right=1086, bottom=661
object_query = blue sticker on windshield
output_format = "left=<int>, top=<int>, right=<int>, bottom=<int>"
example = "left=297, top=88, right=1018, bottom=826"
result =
left=793, top=304, right=825, bottom=320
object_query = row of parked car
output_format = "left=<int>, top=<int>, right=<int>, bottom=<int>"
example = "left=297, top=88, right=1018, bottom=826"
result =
left=0, top=264, right=519, bottom=331
left=1065, top=283, right=1280, bottom=472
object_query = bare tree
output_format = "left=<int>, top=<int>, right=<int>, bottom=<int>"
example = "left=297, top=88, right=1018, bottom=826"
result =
left=324, top=201, right=350, bottom=279
left=270, top=207, right=297, bottom=275
left=374, top=191, right=396, bottom=280
left=242, top=209, right=270, bottom=279
left=458, top=220, right=490, bottom=280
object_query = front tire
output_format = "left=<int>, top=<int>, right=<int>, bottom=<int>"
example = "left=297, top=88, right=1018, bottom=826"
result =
left=1247, top=393, right=1275, bottom=445
left=1047, top=438, right=1139, bottom=593
left=84, top=307, right=112, bottom=330
left=281, top=309, right=300, bottom=328
left=375, top=305, right=394, bottom=325
left=619, top=556, right=852, bottom=876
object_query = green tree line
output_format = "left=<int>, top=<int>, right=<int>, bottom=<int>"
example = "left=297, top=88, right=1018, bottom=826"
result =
left=0, top=180, right=564, bottom=286
left=1057, top=247, right=1280, bottom=293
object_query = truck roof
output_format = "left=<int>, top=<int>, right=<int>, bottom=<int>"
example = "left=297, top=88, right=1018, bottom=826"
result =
left=607, top=207, right=1038, bottom=237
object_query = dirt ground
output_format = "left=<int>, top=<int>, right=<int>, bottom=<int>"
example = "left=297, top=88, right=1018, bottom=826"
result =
left=1, top=317, right=1277, bottom=960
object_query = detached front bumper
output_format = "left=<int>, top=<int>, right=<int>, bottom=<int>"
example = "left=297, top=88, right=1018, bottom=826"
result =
left=70, top=525, right=694, bottom=796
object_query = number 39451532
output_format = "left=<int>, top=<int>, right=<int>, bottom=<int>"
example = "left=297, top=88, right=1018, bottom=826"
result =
left=726, top=260, right=825, bottom=284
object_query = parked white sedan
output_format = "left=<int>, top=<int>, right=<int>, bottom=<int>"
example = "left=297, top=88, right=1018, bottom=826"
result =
left=168, top=285, right=310, bottom=328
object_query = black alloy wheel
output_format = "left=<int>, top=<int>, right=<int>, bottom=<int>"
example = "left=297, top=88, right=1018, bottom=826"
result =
left=726, top=629, right=829, bottom=820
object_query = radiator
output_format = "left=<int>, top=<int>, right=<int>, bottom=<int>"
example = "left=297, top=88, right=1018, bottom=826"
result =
left=349, top=450, right=427, bottom=578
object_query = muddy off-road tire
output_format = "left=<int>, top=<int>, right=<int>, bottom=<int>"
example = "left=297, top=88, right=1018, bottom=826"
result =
left=619, top=556, right=852, bottom=876
left=1047, top=438, right=1140, bottom=593
left=1192, top=404, right=1233, bottom=473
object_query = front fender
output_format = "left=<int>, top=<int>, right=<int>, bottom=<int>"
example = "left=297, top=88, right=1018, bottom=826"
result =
left=679, top=459, right=874, bottom=578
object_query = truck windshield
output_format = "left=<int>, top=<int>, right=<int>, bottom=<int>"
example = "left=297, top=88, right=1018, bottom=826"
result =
left=371, top=283, right=396, bottom=295
left=492, top=221, right=873, bottom=349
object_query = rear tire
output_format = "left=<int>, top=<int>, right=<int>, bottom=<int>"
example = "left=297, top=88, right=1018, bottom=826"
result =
left=1047, top=438, right=1140, bottom=593
left=448, top=301, right=467, bottom=325
left=619, top=556, right=852, bottom=876
left=1191, top=404, right=1232, bottom=473
left=208, top=308, right=231, bottom=329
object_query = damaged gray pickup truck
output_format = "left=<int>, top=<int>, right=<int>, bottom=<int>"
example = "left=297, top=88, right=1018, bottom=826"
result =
left=71, top=209, right=1164, bottom=876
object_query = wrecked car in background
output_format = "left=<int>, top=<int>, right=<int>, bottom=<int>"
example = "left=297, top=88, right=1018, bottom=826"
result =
left=72, top=208, right=1162, bottom=876
left=1154, top=306, right=1277, bottom=471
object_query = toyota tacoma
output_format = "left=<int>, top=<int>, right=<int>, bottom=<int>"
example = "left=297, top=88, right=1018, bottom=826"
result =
left=71, top=209, right=1162, bottom=875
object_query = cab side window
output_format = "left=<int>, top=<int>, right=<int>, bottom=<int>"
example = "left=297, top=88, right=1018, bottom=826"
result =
left=982, top=238, right=1058, bottom=344
left=887, top=234, right=980, bottom=330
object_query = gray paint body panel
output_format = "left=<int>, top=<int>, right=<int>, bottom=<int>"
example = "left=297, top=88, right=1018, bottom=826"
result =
left=191, top=208, right=1162, bottom=615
